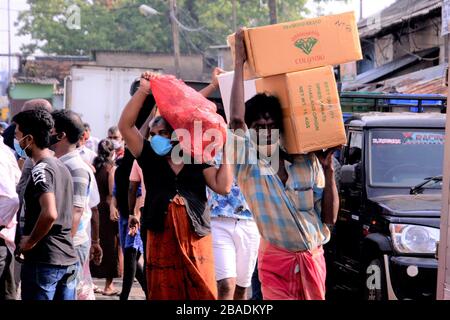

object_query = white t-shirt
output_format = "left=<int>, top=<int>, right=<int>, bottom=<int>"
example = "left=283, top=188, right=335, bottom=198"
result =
left=79, top=146, right=97, bottom=165
left=0, top=136, right=21, bottom=253
left=85, top=136, right=100, bottom=153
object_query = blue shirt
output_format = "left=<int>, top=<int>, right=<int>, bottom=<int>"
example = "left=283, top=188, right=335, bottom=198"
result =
left=206, top=153, right=253, bottom=220
left=207, top=182, right=253, bottom=220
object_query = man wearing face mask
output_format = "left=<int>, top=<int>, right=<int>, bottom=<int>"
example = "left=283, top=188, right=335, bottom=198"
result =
left=13, top=100, right=53, bottom=209
left=108, top=126, right=125, bottom=160
left=228, top=30, right=340, bottom=300
left=12, top=109, right=78, bottom=300
left=49, top=110, right=102, bottom=300
left=11, top=99, right=53, bottom=298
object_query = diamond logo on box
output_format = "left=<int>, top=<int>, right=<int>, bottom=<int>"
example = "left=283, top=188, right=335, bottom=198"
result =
left=294, top=37, right=318, bottom=55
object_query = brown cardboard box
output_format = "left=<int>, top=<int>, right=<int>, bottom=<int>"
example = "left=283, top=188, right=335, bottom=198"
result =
left=255, top=66, right=346, bottom=153
left=228, top=11, right=362, bottom=79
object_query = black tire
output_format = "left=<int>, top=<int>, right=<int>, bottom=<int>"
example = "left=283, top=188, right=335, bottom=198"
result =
left=364, top=258, right=387, bottom=300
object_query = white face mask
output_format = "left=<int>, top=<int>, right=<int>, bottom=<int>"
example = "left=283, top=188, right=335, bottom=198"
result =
left=257, top=142, right=279, bottom=157
left=111, top=139, right=123, bottom=150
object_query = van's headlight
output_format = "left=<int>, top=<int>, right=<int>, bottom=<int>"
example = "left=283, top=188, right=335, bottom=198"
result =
left=390, top=224, right=439, bottom=254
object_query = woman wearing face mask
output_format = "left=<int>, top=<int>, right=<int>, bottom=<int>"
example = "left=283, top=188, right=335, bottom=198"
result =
left=89, top=139, right=121, bottom=296
left=118, top=72, right=232, bottom=300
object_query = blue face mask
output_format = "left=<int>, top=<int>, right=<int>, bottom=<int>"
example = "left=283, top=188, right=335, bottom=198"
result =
left=150, top=135, right=173, bottom=156
left=14, top=136, right=30, bottom=159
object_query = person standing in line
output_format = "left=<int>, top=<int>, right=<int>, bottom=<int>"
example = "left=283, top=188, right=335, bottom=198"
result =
left=13, top=109, right=78, bottom=300
left=90, top=139, right=121, bottom=296
left=49, top=110, right=102, bottom=300
left=114, top=153, right=146, bottom=300
left=2, top=99, right=52, bottom=154
left=108, top=126, right=125, bottom=160
left=78, top=129, right=98, bottom=167
left=8, top=99, right=54, bottom=299
left=122, top=159, right=147, bottom=300
left=0, top=134, right=21, bottom=300
left=83, top=123, right=100, bottom=153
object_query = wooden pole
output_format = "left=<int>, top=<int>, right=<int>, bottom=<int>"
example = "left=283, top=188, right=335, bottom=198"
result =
left=7, top=0, right=11, bottom=80
left=437, top=23, right=450, bottom=300
left=360, top=0, right=363, bottom=20
left=169, top=0, right=181, bottom=78
left=269, top=0, right=277, bottom=25
left=232, top=0, right=237, bottom=31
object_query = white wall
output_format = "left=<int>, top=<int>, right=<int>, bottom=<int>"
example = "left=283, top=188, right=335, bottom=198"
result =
left=69, top=66, right=147, bottom=139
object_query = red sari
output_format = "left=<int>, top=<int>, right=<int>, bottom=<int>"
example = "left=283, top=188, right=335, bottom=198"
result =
left=146, top=195, right=217, bottom=300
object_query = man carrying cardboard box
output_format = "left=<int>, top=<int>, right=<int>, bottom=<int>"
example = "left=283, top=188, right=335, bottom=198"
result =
left=228, top=29, right=339, bottom=300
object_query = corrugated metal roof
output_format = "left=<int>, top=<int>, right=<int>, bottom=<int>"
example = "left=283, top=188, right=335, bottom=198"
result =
left=35, top=55, right=91, bottom=61
left=358, top=0, right=442, bottom=38
left=11, top=77, right=59, bottom=85
left=343, top=63, right=448, bottom=95
left=342, top=47, right=440, bottom=90
left=92, top=49, right=202, bottom=57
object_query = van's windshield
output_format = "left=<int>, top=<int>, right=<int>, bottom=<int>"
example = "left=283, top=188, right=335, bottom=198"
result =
left=369, top=129, right=444, bottom=188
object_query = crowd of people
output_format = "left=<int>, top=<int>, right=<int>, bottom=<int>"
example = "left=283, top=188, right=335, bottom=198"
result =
left=0, top=31, right=339, bottom=301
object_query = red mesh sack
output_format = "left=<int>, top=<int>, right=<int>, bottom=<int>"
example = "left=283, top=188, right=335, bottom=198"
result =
left=150, top=75, right=227, bottom=163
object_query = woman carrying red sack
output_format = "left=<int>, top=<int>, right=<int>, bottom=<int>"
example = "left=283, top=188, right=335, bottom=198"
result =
left=118, top=72, right=232, bottom=300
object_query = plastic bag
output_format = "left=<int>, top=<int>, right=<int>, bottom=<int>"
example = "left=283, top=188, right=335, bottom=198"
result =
left=150, top=75, right=227, bottom=163
left=77, top=255, right=96, bottom=300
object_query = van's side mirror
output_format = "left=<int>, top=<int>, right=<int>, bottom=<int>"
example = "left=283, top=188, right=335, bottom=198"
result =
left=341, top=164, right=356, bottom=186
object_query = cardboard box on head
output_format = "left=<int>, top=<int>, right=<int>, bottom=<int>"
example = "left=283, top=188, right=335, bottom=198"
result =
left=228, top=11, right=362, bottom=80
left=255, top=66, right=346, bottom=154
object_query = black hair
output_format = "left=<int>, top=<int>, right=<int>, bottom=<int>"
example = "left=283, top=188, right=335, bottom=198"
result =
left=130, top=78, right=156, bottom=129
left=244, top=93, right=283, bottom=131
left=150, top=116, right=174, bottom=133
left=129, top=78, right=141, bottom=96
left=52, top=110, right=85, bottom=144
left=93, top=139, right=115, bottom=172
left=114, top=148, right=135, bottom=214
left=12, top=109, right=54, bottom=149
left=84, top=123, right=90, bottom=131
left=108, top=126, right=119, bottom=136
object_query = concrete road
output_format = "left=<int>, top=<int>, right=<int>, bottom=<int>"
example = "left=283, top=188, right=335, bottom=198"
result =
left=93, top=278, right=146, bottom=300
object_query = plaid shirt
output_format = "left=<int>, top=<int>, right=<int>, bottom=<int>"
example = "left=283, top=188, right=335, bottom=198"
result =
left=230, top=131, right=330, bottom=252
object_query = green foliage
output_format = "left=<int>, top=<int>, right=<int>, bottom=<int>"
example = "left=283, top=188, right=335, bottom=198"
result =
left=17, top=0, right=309, bottom=56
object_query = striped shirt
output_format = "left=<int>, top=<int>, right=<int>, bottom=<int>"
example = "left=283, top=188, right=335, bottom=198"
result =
left=60, top=150, right=99, bottom=246
left=230, top=131, right=330, bottom=252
